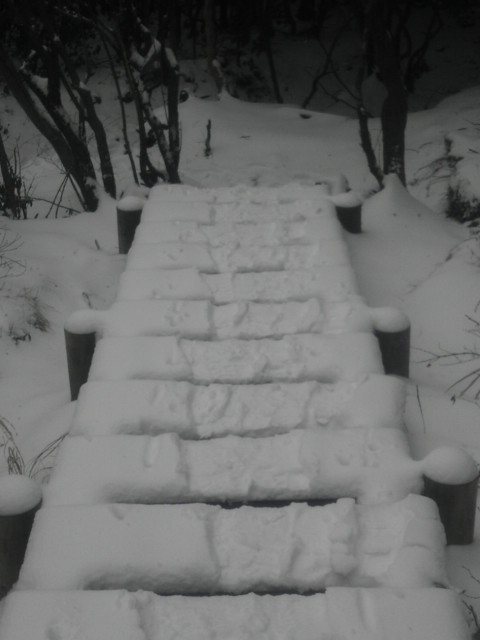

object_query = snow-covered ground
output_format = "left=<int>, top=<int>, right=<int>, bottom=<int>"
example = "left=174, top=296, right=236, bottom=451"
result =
left=1, top=56, right=480, bottom=633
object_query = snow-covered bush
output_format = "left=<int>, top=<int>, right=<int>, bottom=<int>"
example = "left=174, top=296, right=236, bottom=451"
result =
left=0, top=231, right=49, bottom=342
left=443, top=133, right=480, bottom=224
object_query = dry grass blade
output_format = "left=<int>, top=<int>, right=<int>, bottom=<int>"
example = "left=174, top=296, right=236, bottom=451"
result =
left=0, top=416, right=25, bottom=475
left=27, top=434, right=66, bottom=481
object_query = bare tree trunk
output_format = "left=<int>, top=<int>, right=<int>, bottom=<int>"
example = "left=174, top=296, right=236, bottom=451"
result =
left=77, top=84, right=117, bottom=198
left=29, top=0, right=117, bottom=199
left=165, top=56, right=181, bottom=176
left=204, top=0, right=223, bottom=93
left=117, top=36, right=165, bottom=186
left=380, top=79, right=407, bottom=184
left=100, top=31, right=139, bottom=185
left=0, top=123, right=18, bottom=218
left=261, top=0, right=283, bottom=104
left=0, top=46, right=98, bottom=211
left=366, top=0, right=408, bottom=185
left=357, top=105, right=384, bottom=187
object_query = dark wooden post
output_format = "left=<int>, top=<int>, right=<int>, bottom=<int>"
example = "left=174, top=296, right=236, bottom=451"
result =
left=65, top=328, right=96, bottom=401
left=422, top=447, right=478, bottom=545
left=372, top=307, right=410, bottom=378
left=333, top=192, right=363, bottom=234
left=0, top=475, right=42, bottom=598
left=64, top=310, right=101, bottom=401
left=117, top=196, right=145, bottom=254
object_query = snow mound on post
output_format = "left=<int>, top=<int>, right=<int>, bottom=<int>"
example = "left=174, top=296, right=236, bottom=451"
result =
left=423, top=446, right=478, bottom=484
left=0, top=475, right=42, bottom=516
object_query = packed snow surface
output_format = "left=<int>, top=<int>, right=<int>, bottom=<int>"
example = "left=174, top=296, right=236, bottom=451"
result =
left=117, top=266, right=360, bottom=303
left=43, top=430, right=421, bottom=506
left=71, top=375, right=406, bottom=438
left=68, top=297, right=376, bottom=340
left=134, top=217, right=344, bottom=245
left=17, top=496, right=447, bottom=593
left=0, top=588, right=471, bottom=640
left=88, top=334, right=384, bottom=384
left=126, top=239, right=351, bottom=271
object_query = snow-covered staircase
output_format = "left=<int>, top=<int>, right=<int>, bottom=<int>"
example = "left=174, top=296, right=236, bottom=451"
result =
left=0, top=183, right=473, bottom=639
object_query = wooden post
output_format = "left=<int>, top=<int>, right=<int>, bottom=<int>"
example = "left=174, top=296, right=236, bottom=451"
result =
left=333, top=192, right=363, bottom=234
left=422, top=447, right=478, bottom=545
left=336, top=203, right=362, bottom=233
left=372, top=308, right=410, bottom=378
left=423, top=474, right=478, bottom=545
left=65, top=328, right=96, bottom=401
left=117, top=196, right=145, bottom=254
left=0, top=476, right=42, bottom=598
left=375, top=324, right=410, bottom=378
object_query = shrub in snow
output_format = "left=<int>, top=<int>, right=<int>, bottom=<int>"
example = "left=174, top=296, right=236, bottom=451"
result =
left=443, top=135, right=480, bottom=223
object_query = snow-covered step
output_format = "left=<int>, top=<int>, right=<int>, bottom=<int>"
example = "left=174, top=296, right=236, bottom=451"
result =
left=125, top=241, right=350, bottom=272
left=70, top=375, right=406, bottom=438
left=117, top=266, right=360, bottom=303
left=134, top=218, right=343, bottom=246
left=88, top=334, right=383, bottom=384
left=140, top=196, right=335, bottom=224
left=17, top=496, right=447, bottom=593
left=43, top=430, right=421, bottom=507
left=212, top=201, right=334, bottom=224
left=144, top=181, right=337, bottom=204
left=0, top=588, right=470, bottom=640
left=84, top=298, right=373, bottom=340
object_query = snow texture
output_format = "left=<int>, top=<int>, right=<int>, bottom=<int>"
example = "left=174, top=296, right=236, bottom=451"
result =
left=70, top=298, right=375, bottom=340
left=43, top=430, right=422, bottom=506
left=134, top=218, right=344, bottom=245
left=423, top=446, right=478, bottom=485
left=71, top=375, right=406, bottom=438
left=0, top=587, right=470, bottom=640
left=0, top=475, right=42, bottom=516
left=87, top=334, right=384, bottom=384
left=116, top=195, right=146, bottom=212
left=125, top=240, right=351, bottom=271
left=117, top=266, right=361, bottom=303
left=17, top=496, right=447, bottom=593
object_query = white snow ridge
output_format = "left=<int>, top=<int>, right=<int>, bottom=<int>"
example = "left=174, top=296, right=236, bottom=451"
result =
left=0, top=185, right=471, bottom=640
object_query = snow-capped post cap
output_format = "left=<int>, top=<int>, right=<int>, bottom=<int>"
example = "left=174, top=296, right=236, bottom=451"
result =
left=422, top=446, right=479, bottom=545
left=315, top=174, right=349, bottom=195
left=65, top=309, right=102, bottom=336
left=116, top=196, right=145, bottom=255
left=0, top=474, right=42, bottom=516
left=331, top=191, right=363, bottom=234
left=371, top=307, right=410, bottom=378
left=65, top=311, right=98, bottom=401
